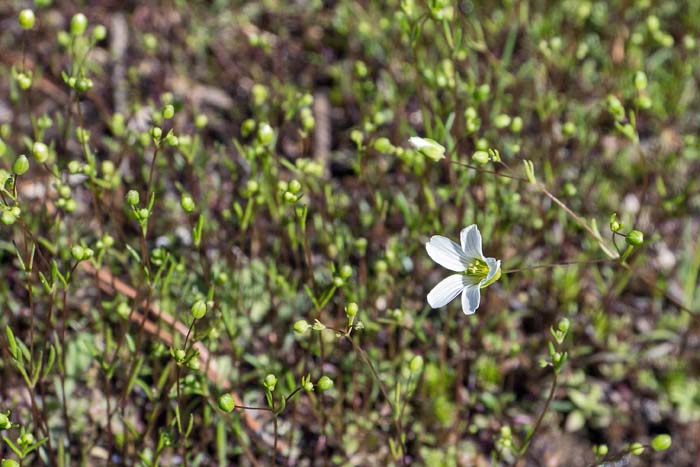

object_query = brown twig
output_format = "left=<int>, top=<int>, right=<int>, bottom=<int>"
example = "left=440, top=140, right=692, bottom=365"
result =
left=79, top=262, right=289, bottom=455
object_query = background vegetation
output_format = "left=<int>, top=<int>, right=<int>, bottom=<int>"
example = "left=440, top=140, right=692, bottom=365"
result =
left=0, top=0, right=699, bottom=465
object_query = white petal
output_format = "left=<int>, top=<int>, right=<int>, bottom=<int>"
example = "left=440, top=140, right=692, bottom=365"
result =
left=427, top=274, right=467, bottom=308
left=461, top=285, right=481, bottom=315
left=426, top=236, right=469, bottom=272
left=460, top=225, right=485, bottom=260
left=484, top=258, right=501, bottom=283
left=408, top=136, right=428, bottom=149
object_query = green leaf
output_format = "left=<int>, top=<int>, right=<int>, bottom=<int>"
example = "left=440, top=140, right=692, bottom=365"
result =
left=5, top=325, right=18, bottom=359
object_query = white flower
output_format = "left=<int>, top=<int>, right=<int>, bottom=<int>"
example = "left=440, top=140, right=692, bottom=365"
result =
left=425, top=225, right=501, bottom=315
left=408, top=136, right=446, bottom=161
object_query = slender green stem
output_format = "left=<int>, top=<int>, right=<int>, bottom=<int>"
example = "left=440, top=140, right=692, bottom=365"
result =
left=345, top=335, right=408, bottom=465
left=585, top=444, right=652, bottom=467
left=515, top=371, right=558, bottom=463
left=503, top=258, right=613, bottom=274
left=538, top=185, right=618, bottom=259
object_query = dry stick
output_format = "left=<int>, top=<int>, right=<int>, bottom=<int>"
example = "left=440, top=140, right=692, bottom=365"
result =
left=79, top=262, right=289, bottom=455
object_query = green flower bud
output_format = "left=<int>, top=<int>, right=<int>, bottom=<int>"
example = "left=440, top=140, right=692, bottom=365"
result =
left=195, top=114, right=208, bottom=128
left=683, top=35, right=696, bottom=50
left=283, top=191, right=297, bottom=204
left=16, top=72, right=32, bottom=90
left=180, top=193, right=195, bottom=213
left=636, top=95, right=652, bottom=110
left=408, top=137, right=445, bottom=161
left=32, top=142, right=49, bottom=163
left=19, top=9, right=36, bottom=29
left=12, top=155, right=29, bottom=175
left=476, top=83, right=490, bottom=101
left=178, top=134, right=192, bottom=147
left=606, top=95, right=626, bottom=121
left=76, top=127, right=90, bottom=144
left=165, top=134, right=179, bottom=146
left=345, top=302, right=359, bottom=318
left=150, top=126, right=162, bottom=142
left=162, top=104, right=175, bottom=120
left=409, top=355, right=424, bottom=373
left=654, top=31, right=674, bottom=46
left=626, top=230, right=644, bottom=246
left=0, top=413, right=10, bottom=430
left=288, top=179, right=302, bottom=194
left=651, top=434, right=671, bottom=451
left=332, top=276, right=344, bottom=287
left=1, top=211, right=16, bottom=225
left=510, top=116, right=523, bottom=133
left=557, top=317, right=570, bottom=334
left=68, top=160, right=81, bottom=174
left=472, top=150, right=489, bottom=165
left=174, top=349, right=186, bottom=362
left=464, top=107, right=478, bottom=120
left=609, top=213, right=622, bottom=232
left=251, top=84, right=269, bottom=106
left=126, top=190, right=140, bottom=206
left=70, top=13, right=88, bottom=36
left=71, top=245, right=85, bottom=261
left=257, top=123, right=274, bottom=146
left=562, top=121, right=577, bottom=137
left=630, top=442, right=644, bottom=455
left=293, top=320, right=310, bottom=334
left=143, top=33, right=158, bottom=51
left=373, top=137, right=394, bottom=154
left=646, top=15, right=660, bottom=32
left=634, top=71, right=648, bottom=91
left=246, top=180, right=259, bottom=194
left=302, top=380, right=314, bottom=391
left=22, top=74, right=36, bottom=92
left=92, top=24, right=107, bottom=41
left=494, top=114, right=511, bottom=128
left=312, top=320, right=326, bottom=331
left=500, top=425, right=512, bottom=438
left=563, top=182, right=577, bottom=196
left=102, top=234, right=115, bottom=248
left=116, top=302, right=130, bottom=319
left=263, top=374, right=277, bottom=392
left=1, top=459, right=19, bottom=467
left=138, top=208, right=150, bottom=219
left=317, top=376, right=333, bottom=391
left=300, top=108, right=315, bottom=131
left=218, top=393, right=235, bottom=412
left=190, top=299, right=207, bottom=319
left=64, top=199, right=77, bottom=212
left=241, top=119, right=256, bottom=137
left=187, top=358, right=200, bottom=371
left=339, top=264, right=352, bottom=279
left=76, top=77, right=93, bottom=92
left=594, top=444, right=608, bottom=456
left=350, top=129, right=363, bottom=146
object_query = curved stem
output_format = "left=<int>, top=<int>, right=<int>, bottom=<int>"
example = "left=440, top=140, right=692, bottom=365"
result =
left=515, top=371, right=558, bottom=463
left=345, top=335, right=408, bottom=465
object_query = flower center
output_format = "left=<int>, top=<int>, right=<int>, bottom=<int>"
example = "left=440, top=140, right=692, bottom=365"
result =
left=465, top=258, right=502, bottom=288
left=465, top=259, right=490, bottom=279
